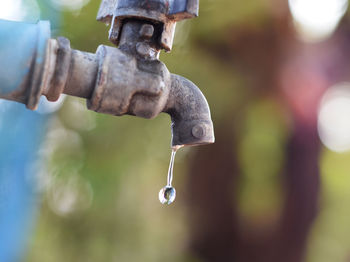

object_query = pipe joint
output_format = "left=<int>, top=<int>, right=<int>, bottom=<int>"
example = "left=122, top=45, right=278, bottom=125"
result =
left=87, top=45, right=171, bottom=119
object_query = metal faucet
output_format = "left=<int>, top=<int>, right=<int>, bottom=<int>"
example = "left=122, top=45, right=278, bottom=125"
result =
left=0, top=0, right=214, bottom=147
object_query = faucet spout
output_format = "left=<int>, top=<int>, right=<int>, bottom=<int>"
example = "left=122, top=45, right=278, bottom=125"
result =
left=164, top=74, right=214, bottom=147
left=114, top=20, right=214, bottom=147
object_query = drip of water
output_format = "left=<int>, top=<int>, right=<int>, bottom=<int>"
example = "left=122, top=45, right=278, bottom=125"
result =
left=159, top=147, right=180, bottom=205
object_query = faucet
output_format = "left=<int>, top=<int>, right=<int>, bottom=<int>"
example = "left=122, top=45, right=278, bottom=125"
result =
left=0, top=0, right=214, bottom=148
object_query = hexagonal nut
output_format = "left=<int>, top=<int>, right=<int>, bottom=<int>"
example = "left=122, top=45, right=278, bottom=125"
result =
left=139, top=24, right=154, bottom=39
left=136, top=42, right=157, bottom=59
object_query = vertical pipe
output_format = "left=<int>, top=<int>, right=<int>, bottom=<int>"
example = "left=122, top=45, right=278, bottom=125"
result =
left=0, top=18, right=53, bottom=262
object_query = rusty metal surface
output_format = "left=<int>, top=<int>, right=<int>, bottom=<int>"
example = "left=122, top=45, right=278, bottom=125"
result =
left=0, top=1, right=214, bottom=148
left=97, top=0, right=198, bottom=23
left=97, top=0, right=199, bottom=51
left=165, top=74, right=214, bottom=146
left=64, top=50, right=98, bottom=99
left=168, top=0, right=198, bottom=18
left=104, top=19, right=213, bottom=146
left=87, top=44, right=170, bottom=118
left=43, top=37, right=70, bottom=101
left=96, top=0, right=117, bottom=23
left=39, top=19, right=214, bottom=146
left=85, top=39, right=214, bottom=146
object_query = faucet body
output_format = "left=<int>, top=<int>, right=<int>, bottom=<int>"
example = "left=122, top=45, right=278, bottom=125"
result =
left=0, top=0, right=214, bottom=147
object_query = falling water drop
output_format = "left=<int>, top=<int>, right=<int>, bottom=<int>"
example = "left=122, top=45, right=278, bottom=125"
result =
left=159, top=148, right=178, bottom=205
left=159, top=186, right=176, bottom=205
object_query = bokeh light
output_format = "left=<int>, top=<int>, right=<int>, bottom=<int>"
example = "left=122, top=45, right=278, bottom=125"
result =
left=318, top=83, right=350, bottom=152
left=0, top=0, right=40, bottom=21
left=0, top=0, right=25, bottom=21
left=47, top=173, right=93, bottom=216
left=288, top=0, right=348, bottom=41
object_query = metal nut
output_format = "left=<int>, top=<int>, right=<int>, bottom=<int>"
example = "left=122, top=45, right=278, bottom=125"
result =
left=136, top=42, right=156, bottom=59
left=139, top=24, right=154, bottom=39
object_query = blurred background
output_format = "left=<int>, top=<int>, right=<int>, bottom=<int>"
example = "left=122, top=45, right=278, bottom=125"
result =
left=1, top=0, right=350, bottom=261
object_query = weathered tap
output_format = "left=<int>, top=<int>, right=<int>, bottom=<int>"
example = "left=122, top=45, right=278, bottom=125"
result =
left=0, top=0, right=215, bottom=147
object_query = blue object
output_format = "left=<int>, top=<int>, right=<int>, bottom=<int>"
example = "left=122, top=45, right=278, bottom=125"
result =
left=0, top=19, right=50, bottom=108
left=0, top=101, right=50, bottom=262
left=0, top=19, right=53, bottom=262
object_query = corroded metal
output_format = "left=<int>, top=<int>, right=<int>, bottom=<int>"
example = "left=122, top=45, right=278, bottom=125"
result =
left=43, top=37, right=71, bottom=101
left=97, top=0, right=199, bottom=22
left=0, top=0, right=214, bottom=147
left=40, top=19, right=214, bottom=146
left=97, top=0, right=199, bottom=51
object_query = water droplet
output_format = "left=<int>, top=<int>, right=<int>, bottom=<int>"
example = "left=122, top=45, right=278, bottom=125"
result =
left=159, top=186, right=176, bottom=205
left=159, top=148, right=180, bottom=205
